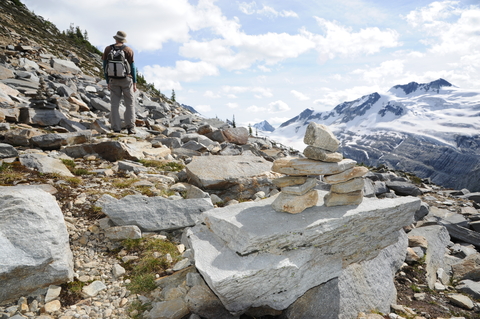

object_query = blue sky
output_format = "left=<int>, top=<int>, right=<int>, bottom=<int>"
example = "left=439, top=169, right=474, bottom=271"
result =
left=22, top=0, right=480, bottom=128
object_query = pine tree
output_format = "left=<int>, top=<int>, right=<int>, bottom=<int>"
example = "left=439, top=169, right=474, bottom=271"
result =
left=232, top=115, right=236, bottom=128
left=171, top=89, right=176, bottom=102
left=248, top=124, right=252, bottom=135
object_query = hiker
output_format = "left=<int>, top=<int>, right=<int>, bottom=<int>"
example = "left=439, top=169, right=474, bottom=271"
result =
left=102, top=30, right=137, bottom=134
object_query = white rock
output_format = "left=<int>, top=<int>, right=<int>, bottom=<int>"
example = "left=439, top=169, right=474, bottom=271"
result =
left=0, top=186, right=73, bottom=303
left=45, top=285, right=62, bottom=303
left=82, top=280, right=107, bottom=297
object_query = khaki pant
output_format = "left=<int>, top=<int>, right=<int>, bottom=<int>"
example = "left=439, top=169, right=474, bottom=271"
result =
left=109, top=77, right=135, bottom=131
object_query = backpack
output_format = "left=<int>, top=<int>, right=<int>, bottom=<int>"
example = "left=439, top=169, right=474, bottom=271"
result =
left=105, top=45, right=131, bottom=78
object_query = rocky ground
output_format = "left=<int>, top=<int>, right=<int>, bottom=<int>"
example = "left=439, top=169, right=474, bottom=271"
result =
left=1, top=1, right=480, bottom=319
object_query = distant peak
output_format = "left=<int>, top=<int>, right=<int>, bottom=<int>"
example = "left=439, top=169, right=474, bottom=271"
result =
left=389, top=78, right=453, bottom=95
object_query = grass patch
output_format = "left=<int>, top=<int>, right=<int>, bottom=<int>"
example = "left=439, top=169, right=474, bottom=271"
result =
left=65, top=176, right=83, bottom=187
left=139, top=159, right=184, bottom=172
left=128, top=300, right=152, bottom=319
left=112, top=178, right=140, bottom=188
left=84, top=205, right=105, bottom=220
left=61, top=159, right=76, bottom=169
left=121, top=238, right=182, bottom=294
left=410, top=283, right=421, bottom=293
left=60, top=279, right=89, bottom=306
left=135, top=186, right=156, bottom=197
left=0, top=162, right=26, bottom=185
left=72, top=168, right=91, bottom=176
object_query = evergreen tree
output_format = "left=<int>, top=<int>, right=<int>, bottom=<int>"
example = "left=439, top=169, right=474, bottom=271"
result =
left=171, top=89, right=176, bottom=102
left=256, top=127, right=258, bottom=137
left=232, top=115, right=236, bottom=128
left=248, top=124, right=252, bottom=135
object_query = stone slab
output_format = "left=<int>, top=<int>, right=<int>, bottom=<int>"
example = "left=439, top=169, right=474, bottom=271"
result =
left=201, top=190, right=420, bottom=257
left=186, top=154, right=274, bottom=189
left=188, top=224, right=343, bottom=313
left=272, top=158, right=356, bottom=176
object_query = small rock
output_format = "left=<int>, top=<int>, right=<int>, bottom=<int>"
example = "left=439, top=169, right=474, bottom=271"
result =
left=45, top=285, right=62, bottom=303
left=82, top=280, right=107, bottom=297
left=43, top=300, right=61, bottom=313
left=447, top=293, right=474, bottom=310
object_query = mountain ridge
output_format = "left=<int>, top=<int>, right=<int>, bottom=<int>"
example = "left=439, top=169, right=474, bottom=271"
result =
left=271, top=79, right=480, bottom=191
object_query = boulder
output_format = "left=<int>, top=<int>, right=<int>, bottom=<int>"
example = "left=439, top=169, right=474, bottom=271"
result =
left=186, top=153, right=274, bottom=189
left=330, top=178, right=364, bottom=194
left=452, top=253, right=480, bottom=281
left=281, top=178, right=317, bottom=195
left=19, top=107, right=68, bottom=126
left=271, top=189, right=318, bottom=214
left=31, top=131, right=92, bottom=150
left=272, top=176, right=307, bottom=188
left=272, top=158, right=356, bottom=176
left=19, top=153, right=74, bottom=177
left=4, top=128, right=43, bottom=146
left=0, top=143, right=18, bottom=158
left=324, top=190, right=363, bottom=207
left=222, top=127, right=249, bottom=145
left=303, top=122, right=339, bottom=152
left=456, top=279, right=480, bottom=299
left=188, top=191, right=420, bottom=313
left=303, top=145, right=343, bottom=162
left=385, top=181, right=422, bottom=196
left=186, top=284, right=238, bottom=319
left=323, top=166, right=369, bottom=184
left=146, top=299, right=189, bottom=319
left=283, top=230, right=408, bottom=319
left=61, top=141, right=144, bottom=162
left=97, top=194, right=214, bottom=231
left=50, top=59, right=82, bottom=74
left=0, top=186, right=73, bottom=302
left=408, top=225, right=450, bottom=289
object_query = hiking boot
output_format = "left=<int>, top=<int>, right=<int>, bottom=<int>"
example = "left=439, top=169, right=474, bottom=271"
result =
left=127, top=127, right=136, bottom=135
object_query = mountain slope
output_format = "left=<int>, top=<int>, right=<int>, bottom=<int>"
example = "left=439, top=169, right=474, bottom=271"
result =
left=272, top=79, right=480, bottom=191
left=253, top=120, right=275, bottom=132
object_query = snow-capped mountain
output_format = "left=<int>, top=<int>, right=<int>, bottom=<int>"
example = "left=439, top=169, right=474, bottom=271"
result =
left=270, top=79, right=480, bottom=191
left=253, top=120, right=275, bottom=132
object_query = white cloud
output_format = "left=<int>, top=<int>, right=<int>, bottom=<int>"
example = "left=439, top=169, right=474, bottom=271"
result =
left=267, top=100, right=290, bottom=113
left=404, top=1, right=480, bottom=55
left=204, top=90, right=221, bottom=98
left=238, top=2, right=298, bottom=18
left=195, top=104, right=212, bottom=113
left=291, top=90, right=310, bottom=101
left=351, top=59, right=405, bottom=84
left=227, top=102, right=239, bottom=109
left=252, top=87, right=273, bottom=97
left=246, top=105, right=265, bottom=112
left=142, top=60, right=219, bottom=91
left=302, top=19, right=400, bottom=63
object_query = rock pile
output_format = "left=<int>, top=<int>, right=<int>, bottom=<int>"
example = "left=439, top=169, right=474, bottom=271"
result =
left=271, top=122, right=368, bottom=213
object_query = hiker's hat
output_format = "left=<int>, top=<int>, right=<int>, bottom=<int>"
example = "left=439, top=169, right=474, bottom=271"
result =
left=113, top=31, right=127, bottom=42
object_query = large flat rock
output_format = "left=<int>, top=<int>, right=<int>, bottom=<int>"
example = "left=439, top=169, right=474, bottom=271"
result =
left=187, top=224, right=343, bottom=314
left=0, top=186, right=73, bottom=302
left=202, top=190, right=420, bottom=259
left=97, top=194, right=214, bottom=231
left=189, top=192, right=420, bottom=313
left=186, top=154, right=274, bottom=189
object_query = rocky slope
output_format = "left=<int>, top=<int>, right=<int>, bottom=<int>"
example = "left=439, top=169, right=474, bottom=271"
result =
left=2, top=1, right=480, bottom=319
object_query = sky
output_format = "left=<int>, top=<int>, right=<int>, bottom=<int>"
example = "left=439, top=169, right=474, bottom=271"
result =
left=22, top=0, right=480, bottom=128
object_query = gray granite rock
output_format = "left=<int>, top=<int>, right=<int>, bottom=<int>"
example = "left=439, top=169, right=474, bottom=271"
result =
left=283, top=230, right=408, bottom=319
left=186, top=153, right=274, bottom=189
left=0, top=186, right=73, bottom=302
left=0, top=143, right=18, bottom=158
left=97, top=194, right=214, bottom=231
left=408, top=225, right=450, bottom=289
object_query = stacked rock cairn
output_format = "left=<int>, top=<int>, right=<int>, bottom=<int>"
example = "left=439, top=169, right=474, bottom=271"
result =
left=271, top=122, right=369, bottom=213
